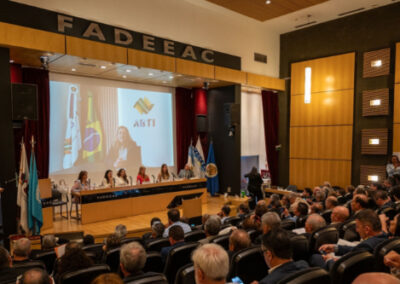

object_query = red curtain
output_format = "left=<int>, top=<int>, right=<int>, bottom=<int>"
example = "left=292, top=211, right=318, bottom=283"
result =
left=193, top=88, right=208, bottom=156
left=10, top=65, right=50, bottom=179
left=262, top=90, right=279, bottom=185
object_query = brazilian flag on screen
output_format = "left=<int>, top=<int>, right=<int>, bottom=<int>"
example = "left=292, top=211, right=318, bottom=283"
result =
left=82, top=92, right=103, bottom=162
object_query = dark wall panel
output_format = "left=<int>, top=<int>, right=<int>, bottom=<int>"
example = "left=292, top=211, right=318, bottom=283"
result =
left=207, top=85, right=241, bottom=195
left=0, top=47, right=17, bottom=246
left=279, top=3, right=400, bottom=186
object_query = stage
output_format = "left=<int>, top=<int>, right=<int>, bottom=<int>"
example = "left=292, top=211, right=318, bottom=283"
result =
left=41, top=195, right=237, bottom=242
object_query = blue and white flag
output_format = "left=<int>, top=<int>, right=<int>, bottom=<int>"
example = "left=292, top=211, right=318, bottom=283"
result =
left=193, top=138, right=206, bottom=178
left=206, top=142, right=219, bottom=195
left=28, top=145, right=43, bottom=234
left=187, top=143, right=195, bottom=168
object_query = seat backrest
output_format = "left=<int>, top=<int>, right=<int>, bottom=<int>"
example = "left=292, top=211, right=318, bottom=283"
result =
left=374, top=237, right=400, bottom=272
left=224, top=216, right=242, bottom=226
left=310, top=226, right=339, bottom=253
left=146, top=238, right=171, bottom=252
left=321, top=210, right=332, bottom=224
left=296, top=215, right=308, bottom=229
left=143, top=251, right=163, bottom=273
left=188, top=216, right=202, bottom=226
left=13, top=260, right=46, bottom=276
left=125, top=273, right=168, bottom=284
left=229, top=246, right=268, bottom=284
left=290, top=235, right=309, bottom=261
left=60, top=264, right=110, bottom=284
left=52, top=186, right=62, bottom=200
left=281, top=219, right=296, bottom=231
left=105, top=248, right=121, bottom=272
left=121, top=237, right=144, bottom=246
left=340, top=220, right=360, bottom=242
left=277, top=267, right=330, bottom=284
left=330, top=250, right=375, bottom=284
left=163, top=242, right=198, bottom=283
left=174, top=263, right=195, bottom=284
left=247, top=229, right=261, bottom=243
left=33, top=251, right=57, bottom=274
left=382, top=207, right=397, bottom=220
left=211, top=234, right=230, bottom=250
left=83, top=244, right=104, bottom=264
left=184, top=230, right=206, bottom=242
left=338, top=196, right=347, bottom=205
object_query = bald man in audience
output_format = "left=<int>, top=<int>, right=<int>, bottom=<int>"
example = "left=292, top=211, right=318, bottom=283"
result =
left=330, top=206, right=349, bottom=230
left=352, top=273, right=400, bottom=284
left=325, top=196, right=338, bottom=211
left=304, top=214, right=326, bottom=236
left=13, top=237, right=31, bottom=264
left=18, top=268, right=53, bottom=284
left=228, top=229, right=251, bottom=260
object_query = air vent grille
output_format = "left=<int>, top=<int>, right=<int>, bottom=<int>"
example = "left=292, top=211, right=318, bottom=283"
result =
left=254, top=52, right=267, bottom=64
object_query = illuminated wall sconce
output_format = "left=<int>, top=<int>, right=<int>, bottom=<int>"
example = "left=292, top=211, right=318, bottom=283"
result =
left=369, top=138, right=380, bottom=145
left=371, top=60, right=382, bottom=67
left=368, top=175, right=379, bottom=182
left=369, top=99, right=381, bottom=106
left=304, top=67, right=312, bottom=104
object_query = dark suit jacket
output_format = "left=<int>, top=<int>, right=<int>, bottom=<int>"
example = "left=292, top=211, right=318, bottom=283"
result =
left=0, top=267, right=21, bottom=283
left=160, top=241, right=185, bottom=264
left=259, top=260, right=309, bottom=284
left=336, top=233, right=388, bottom=255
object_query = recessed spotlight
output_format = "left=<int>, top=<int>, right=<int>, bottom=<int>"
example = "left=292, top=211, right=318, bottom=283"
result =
left=71, top=68, right=76, bottom=72
left=126, top=69, right=131, bottom=73
left=148, top=72, right=154, bottom=76
left=122, top=75, right=127, bottom=79
left=162, top=81, right=167, bottom=84
left=169, top=75, right=174, bottom=79
left=9, top=59, right=14, bottom=63
left=266, top=0, right=271, bottom=4
left=100, top=65, right=107, bottom=69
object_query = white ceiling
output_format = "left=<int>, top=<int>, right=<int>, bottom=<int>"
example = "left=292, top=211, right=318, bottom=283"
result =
left=186, top=0, right=399, bottom=34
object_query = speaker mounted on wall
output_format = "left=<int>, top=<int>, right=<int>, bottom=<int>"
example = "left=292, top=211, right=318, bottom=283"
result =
left=11, top=83, right=38, bottom=121
left=196, top=114, right=208, bottom=133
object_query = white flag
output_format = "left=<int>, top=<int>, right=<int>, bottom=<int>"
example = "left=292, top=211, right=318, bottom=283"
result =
left=17, top=141, right=29, bottom=233
left=63, top=85, right=82, bottom=169
left=193, top=138, right=206, bottom=178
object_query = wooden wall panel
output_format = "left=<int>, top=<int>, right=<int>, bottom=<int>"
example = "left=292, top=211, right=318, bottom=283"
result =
left=361, top=128, right=388, bottom=155
left=363, top=48, right=390, bottom=78
left=360, top=165, right=386, bottom=185
left=176, top=58, right=214, bottom=79
left=0, top=22, right=65, bottom=54
left=362, top=88, right=389, bottom=116
left=395, top=85, right=400, bottom=124
left=128, top=49, right=175, bottom=72
left=291, top=53, right=355, bottom=95
left=289, top=159, right=351, bottom=189
left=290, top=126, right=352, bottom=160
left=290, top=90, right=354, bottom=126
left=66, top=36, right=127, bottom=64
left=396, top=43, right=400, bottom=84
left=215, top=66, right=246, bottom=84
left=394, top=124, right=400, bottom=153
left=246, top=72, right=285, bottom=91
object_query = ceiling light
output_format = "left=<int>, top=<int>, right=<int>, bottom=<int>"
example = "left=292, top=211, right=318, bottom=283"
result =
left=100, top=65, right=107, bottom=69
left=369, top=138, right=380, bottom=145
left=162, top=81, right=167, bottom=84
left=304, top=67, right=312, bottom=104
left=371, top=60, right=382, bottom=67
left=9, top=59, right=14, bottom=63
left=370, top=99, right=381, bottom=106
left=266, top=0, right=271, bottom=4
left=122, top=75, right=127, bottom=79
left=71, top=68, right=76, bottom=72
left=368, top=175, right=379, bottom=182
left=126, top=69, right=131, bottom=73
left=148, top=72, right=154, bottom=76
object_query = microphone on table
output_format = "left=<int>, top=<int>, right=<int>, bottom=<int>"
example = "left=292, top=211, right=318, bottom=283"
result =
left=88, top=178, right=91, bottom=188
left=172, top=173, right=177, bottom=181
left=113, top=177, right=116, bottom=187
left=151, top=175, right=156, bottom=183
left=129, top=176, right=133, bottom=186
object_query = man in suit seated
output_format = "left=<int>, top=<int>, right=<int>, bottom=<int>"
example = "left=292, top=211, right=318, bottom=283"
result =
left=162, top=208, right=191, bottom=238
left=192, top=244, right=229, bottom=284
left=199, top=215, right=221, bottom=244
left=18, top=268, right=53, bottom=284
left=120, top=242, right=160, bottom=283
left=218, top=205, right=231, bottom=224
left=312, top=209, right=388, bottom=268
left=254, top=229, right=309, bottom=284
left=330, top=206, right=349, bottom=230
left=13, top=238, right=32, bottom=264
left=0, top=246, right=20, bottom=283
left=304, top=214, right=326, bottom=237
left=161, top=225, right=186, bottom=264
left=254, top=212, right=281, bottom=244
left=375, top=190, right=394, bottom=215
left=178, top=163, right=194, bottom=179
left=228, top=229, right=251, bottom=260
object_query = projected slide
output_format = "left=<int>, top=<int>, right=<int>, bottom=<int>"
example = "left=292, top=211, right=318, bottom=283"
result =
left=49, top=74, right=174, bottom=183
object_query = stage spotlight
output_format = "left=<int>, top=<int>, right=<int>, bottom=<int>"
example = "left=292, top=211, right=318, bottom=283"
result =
left=203, top=81, right=210, bottom=90
left=40, top=56, right=49, bottom=70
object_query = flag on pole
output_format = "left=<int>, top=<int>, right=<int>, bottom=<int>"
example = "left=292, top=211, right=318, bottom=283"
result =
left=82, top=92, right=103, bottom=162
left=206, top=142, right=219, bottom=195
left=28, top=138, right=43, bottom=234
left=63, top=85, right=82, bottom=169
left=193, top=138, right=206, bottom=177
left=186, top=140, right=194, bottom=168
left=17, top=139, right=29, bottom=233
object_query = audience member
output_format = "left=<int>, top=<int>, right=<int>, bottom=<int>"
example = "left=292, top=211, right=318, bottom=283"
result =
left=115, top=224, right=127, bottom=239
left=218, top=205, right=231, bottom=223
left=237, top=203, right=250, bottom=219
left=83, top=234, right=95, bottom=246
left=350, top=194, right=369, bottom=218
left=91, top=273, right=123, bottom=284
left=353, top=272, right=400, bottom=284
left=192, top=244, right=229, bottom=284
left=199, top=215, right=221, bottom=244
left=161, top=225, right=185, bottom=263
left=330, top=206, right=349, bottom=229
left=163, top=208, right=191, bottom=237
left=255, top=229, right=309, bottom=284
left=376, top=190, right=394, bottom=215
left=31, top=235, right=57, bottom=258
left=310, top=203, right=323, bottom=214
left=102, top=233, right=121, bottom=262
left=325, top=196, right=338, bottom=210
left=13, top=237, right=32, bottom=264
left=18, top=268, right=52, bottom=284
left=228, top=229, right=251, bottom=259
left=55, top=247, right=93, bottom=283
left=254, top=212, right=281, bottom=244
left=304, top=214, right=326, bottom=235
left=0, top=246, right=20, bottom=283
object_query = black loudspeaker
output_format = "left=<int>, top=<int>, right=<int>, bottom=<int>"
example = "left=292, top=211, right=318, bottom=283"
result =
left=11, top=83, right=38, bottom=120
left=196, top=114, right=208, bottom=132
left=230, top=103, right=240, bottom=125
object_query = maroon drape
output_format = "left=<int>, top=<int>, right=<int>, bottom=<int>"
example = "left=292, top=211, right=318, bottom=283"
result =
left=175, top=87, right=195, bottom=171
left=10, top=64, right=50, bottom=179
left=262, top=90, right=279, bottom=185
left=193, top=88, right=208, bottom=156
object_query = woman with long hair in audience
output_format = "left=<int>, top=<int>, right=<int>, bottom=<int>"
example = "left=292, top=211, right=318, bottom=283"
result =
left=115, top=168, right=129, bottom=186
left=55, top=246, right=93, bottom=283
left=157, top=163, right=170, bottom=182
left=387, top=155, right=400, bottom=178
left=102, top=169, right=114, bottom=187
left=101, top=234, right=121, bottom=263
left=136, top=166, right=150, bottom=184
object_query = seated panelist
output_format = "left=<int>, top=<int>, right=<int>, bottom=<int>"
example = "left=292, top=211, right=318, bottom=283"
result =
left=71, top=170, right=90, bottom=191
left=101, top=169, right=114, bottom=188
left=116, top=168, right=129, bottom=186
left=178, top=163, right=194, bottom=179
left=137, top=166, right=150, bottom=185
left=157, top=164, right=171, bottom=182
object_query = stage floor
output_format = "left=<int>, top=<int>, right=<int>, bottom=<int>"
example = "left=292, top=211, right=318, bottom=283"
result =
left=42, top=195, right=229, bottom=241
